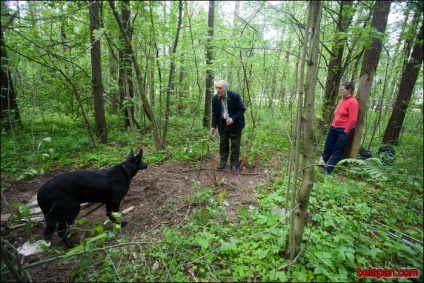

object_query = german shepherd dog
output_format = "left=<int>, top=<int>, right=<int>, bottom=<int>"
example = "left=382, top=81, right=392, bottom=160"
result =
left=37, top=149, right=148, bottom=248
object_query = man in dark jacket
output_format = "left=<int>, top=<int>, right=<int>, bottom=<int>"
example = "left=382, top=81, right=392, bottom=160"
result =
left=210, top=80, right=246, bottom=172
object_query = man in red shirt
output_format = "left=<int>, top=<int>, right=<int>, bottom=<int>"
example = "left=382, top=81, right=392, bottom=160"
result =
left=319, top=82, right=359, bottom=174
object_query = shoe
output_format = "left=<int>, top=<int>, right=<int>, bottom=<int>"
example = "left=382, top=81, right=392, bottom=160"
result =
left=318, top=156, right=325, bottom=166
left=231, top=165, right=237, bottom=172
left=217, top=162, right=226, bottom=170
left=322, top=168, right=330, bottom=175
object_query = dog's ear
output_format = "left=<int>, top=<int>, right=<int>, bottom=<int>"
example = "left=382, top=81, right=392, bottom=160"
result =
left=128, top=150, right=134, bottom=157
left=137, top=149, right=143, bottom=157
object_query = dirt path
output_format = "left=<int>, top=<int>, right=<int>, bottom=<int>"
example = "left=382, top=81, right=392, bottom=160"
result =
left=1, top=154, right=276, bottom=282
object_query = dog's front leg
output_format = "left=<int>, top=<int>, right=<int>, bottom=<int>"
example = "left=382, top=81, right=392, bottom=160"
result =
left=106, top=202, right=128, bottom=227
left=106, top=202, right=113, bottom=220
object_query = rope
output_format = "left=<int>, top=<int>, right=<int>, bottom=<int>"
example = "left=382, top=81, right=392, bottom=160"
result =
left=79, top=203, right=105, bottom=219
left=370, top=220, right=423, bottom=248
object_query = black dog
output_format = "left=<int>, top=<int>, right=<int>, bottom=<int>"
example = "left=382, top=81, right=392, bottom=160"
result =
left=37, top=149, right=148, bottom=248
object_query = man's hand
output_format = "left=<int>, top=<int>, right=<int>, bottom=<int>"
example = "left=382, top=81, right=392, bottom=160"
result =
left=210, top=128, right=216, bottom=135
left=226, top=117, right=234, bottom=125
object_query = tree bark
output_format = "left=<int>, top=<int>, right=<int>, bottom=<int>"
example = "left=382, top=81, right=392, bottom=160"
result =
left=202, top=0, right=215, bottom=128
left=319, top=1, right=354, bottom=133
left=0, top=19, right=22, bottom=130
left=289, top=0, right=312, bottom=260
left=345, top=1, right=392, bottom=158
left=118, top=0, right=135, bottom=128
left=292, top=0, right=322, bottom=259
left=178, top=51, right=185, bottom=113
left=89, top=0, right=107, bottom=143
left=148, top=1, right=163, bottom=123
left=383, top=21, right=423, bottom=145
left=227, top=1, right=240, bottom=87
left=108, top=50, right=119, bottom=114
left=163, top=0, right=183, bottom=147
left=109, top=0, right=163, bottom=150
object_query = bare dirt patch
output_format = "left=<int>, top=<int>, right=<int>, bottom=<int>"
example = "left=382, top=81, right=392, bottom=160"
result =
left=1, top=153, right=277, bottom=282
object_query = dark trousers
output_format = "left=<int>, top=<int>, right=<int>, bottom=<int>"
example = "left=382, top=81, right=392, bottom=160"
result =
left=322, top=126, right=355, bottom=173
left=220, top=120, right=242, bottom=167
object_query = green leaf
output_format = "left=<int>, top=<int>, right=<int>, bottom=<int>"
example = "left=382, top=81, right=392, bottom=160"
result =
left=64, top=245, right=84, bottom=259
left=346, top=252, right=355, bottom=262
left=257, top=248, right=270, bottom=260
left=192, top=236, right=209, bottom=249
left=86, top=233, right=107, bottom=244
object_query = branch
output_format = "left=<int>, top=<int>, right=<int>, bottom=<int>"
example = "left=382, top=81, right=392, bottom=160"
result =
left=276, top=228, right=312, bottom=271
left=2, top=240, right=165, bottom=275
left=274, top=242, right=307, bottom=271
left=1, top=238, right=32, bottom=281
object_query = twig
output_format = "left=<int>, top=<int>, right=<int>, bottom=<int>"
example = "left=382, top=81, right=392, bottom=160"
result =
left=1, top=192, right=12, bottom=212
left=205, top=171, right=219, bottom=187
left=105, top=250, right=121, bottom=281
left=236, top=172, right=265, bottom=176
left=164, top=203, right=189, bottom=217
left=198, top=139, right=205, bottom=179
left=236, top=171, right=241, bottom=179
left=274, top=243, right=307, bottom=271
left=177, top=203, right=191, bottom=227
left=1, top=238, right=32, bottom=282
left=5, top=223, right=28, bottom=229
left=275, top=228, right=312, bottom=271
left=1, top=240, right=165, bottom=275
left=211, top=165, right=217, bottom=184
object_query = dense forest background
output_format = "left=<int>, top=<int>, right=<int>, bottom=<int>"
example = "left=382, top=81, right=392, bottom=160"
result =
left=1, top=0, right=422, bottom=149
left=1, top=1, right=423, bottom=282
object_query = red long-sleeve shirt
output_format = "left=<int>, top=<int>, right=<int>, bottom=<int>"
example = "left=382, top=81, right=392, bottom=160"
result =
left=331, top=95, right=359, bottom=134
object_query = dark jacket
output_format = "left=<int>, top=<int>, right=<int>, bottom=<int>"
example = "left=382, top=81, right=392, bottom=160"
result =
left=211, top=90, right=246, bottom=134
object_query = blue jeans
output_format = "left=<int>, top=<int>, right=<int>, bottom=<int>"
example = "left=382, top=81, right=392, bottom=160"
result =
left=322, top=126, right=355, bottom=173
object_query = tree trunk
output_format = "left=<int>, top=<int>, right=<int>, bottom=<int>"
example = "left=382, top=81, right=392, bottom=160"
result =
left=148, top=1, right=163, bottom=123
left=118, top=0, right=135, bottom=128
left=177, top=7, right=186, bottom=113
left=178, top=53, right=185, bottom=113
left=269, top=45, right=281, bottom=110
left=163, top=0, right=183, bottom=147
left=288, top=0, right=312, bottom=260
left=319, top=1, right=354, bottom=134
left=109, top=48, right=119, bottom=114
left=202, top=0, right=215, bottom=128
left=109, top=0, right=163, bottom=150
left=281, top=40, right=292, bottom=110
left=227, top=1, right=240, bottom=86
left=89, top=0, right=107, bottom=143
left=345, top=1, right=392, bottom=158
left=291, top=0, right=322, bottom=259
left=0, top=21, right=22, bottom=130
left=149, top=66, right=155, bottom=108
left=383, top=21, right=423, bottom=145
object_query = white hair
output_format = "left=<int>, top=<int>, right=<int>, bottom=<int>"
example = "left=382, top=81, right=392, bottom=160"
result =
left=215, top=80, right=228, bottom=89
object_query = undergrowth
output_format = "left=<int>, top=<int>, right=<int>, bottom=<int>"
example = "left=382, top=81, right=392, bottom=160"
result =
left=66, top=162, right=423, bottom=282
left=1, top=111, right=423, bottom=282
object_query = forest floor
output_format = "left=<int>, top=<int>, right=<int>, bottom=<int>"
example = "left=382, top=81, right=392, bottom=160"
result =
left=1, top=152, right=279, bottom=282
